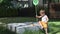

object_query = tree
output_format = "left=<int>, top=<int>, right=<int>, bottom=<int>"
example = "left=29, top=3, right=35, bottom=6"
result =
left=0, top=0, right=3, bottom=3
left=0, top=0, right=13, bottom=8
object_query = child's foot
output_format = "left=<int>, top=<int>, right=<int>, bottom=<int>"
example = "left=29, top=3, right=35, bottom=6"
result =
left=30, top=24, right=34, bottom=26
left=40, top=26, right=43, bottom=29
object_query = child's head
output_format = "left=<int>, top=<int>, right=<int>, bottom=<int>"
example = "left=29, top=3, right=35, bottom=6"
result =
left=39, top=9, right=45, bottom=16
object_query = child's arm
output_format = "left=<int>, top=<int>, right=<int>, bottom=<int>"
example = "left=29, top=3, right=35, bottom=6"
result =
left=36, top=15, right=42, bottom=18
left=46, top=16, right=49, bottom=23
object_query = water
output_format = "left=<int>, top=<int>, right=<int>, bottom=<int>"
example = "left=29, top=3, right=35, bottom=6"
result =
left=7, top=22, right=41, bottom=34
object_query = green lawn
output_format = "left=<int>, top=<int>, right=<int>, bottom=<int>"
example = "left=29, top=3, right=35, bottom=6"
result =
left=0, top=17, right=60, bottom=34
left=48, top=22, right=60, bottom=34
left=0, top=17, right=36, bottom=23
left=0, top=17, right=60, bottom=23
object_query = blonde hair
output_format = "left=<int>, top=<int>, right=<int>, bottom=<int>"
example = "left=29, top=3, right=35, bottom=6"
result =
left=40, top=10, right=45, bottom=13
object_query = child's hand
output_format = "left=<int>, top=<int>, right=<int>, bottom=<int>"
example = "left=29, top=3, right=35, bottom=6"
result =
left=36, top=15, right=39, bottom=18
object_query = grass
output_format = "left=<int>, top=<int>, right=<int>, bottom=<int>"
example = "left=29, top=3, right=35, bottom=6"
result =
left=0, top=26, right=16, bottom=34
left=23, top=22, right=60, bottom=34
left=0, top=17, right=60, bottom=34
left=0, top=17, right=60, bottom=23
left=23, top=27, right=45, bottom=34
left=48, top=22, right=60, bottom=34
left=0, top=17, right=36, bottom=23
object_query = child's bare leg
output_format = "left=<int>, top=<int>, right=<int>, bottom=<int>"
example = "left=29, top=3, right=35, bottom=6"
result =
left=44, top=28, right=48, bottom=34
left=39, top=21, right=43, bottom=29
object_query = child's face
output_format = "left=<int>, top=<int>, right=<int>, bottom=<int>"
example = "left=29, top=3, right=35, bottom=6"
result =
left=40, top=11, right=45, bottom=16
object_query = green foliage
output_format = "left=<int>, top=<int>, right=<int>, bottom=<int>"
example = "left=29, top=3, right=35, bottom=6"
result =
left=0, top=0, right=3, bottom=3
left=0, top=0, right=12, bottom=8
left=0, top=8, right=18, bottom=17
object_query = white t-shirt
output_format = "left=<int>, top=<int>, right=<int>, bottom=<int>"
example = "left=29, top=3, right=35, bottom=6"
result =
left=41, top=15, right=48, bottom=22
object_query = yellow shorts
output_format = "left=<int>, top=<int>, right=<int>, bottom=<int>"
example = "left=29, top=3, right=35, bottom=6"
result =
left=39, top=21, right=48, bottom=28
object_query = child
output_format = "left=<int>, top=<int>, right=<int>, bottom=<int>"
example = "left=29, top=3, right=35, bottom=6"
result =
left=36, top=10, right=49, bottom=34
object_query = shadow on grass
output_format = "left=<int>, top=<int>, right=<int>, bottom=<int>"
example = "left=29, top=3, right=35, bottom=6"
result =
left=0, top=26, right=16, bottom=34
